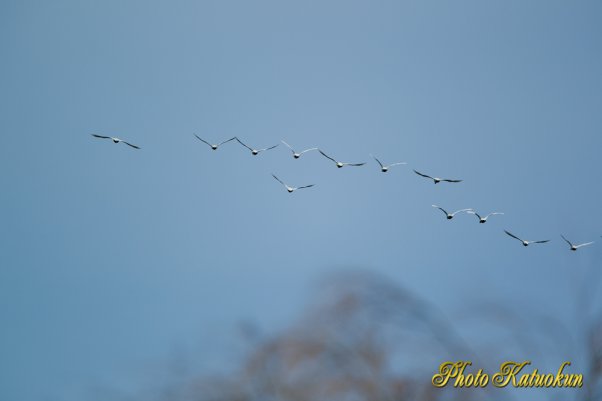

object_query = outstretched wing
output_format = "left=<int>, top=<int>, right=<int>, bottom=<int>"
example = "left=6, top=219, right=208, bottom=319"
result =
left=370, top=154, right=384, bottom=168
left=388, top=162, right=407, bottom=167
left=217, top=137, right=236, bottom=146
left=235, top=137, right=254, bottom=151
left=281, top=140, right=295, bottom=152
left=486, top=212, right=504, bottom=218
left=575, top=241, right=594, bottom=249
left=468, top=211, right=482, bottom=220
left=533, top=240, right=550, bottom=244
left=414, top=170, right=433, bottom=179
left=318, top=150, right=338, bottom=163
left=451, top=208, right=472, bottom=216
left=432, top=205, right=448, bottom=216
left=272, top=174, right=286, bottom=187
left=256, top=144, right=279, bottom=152
left=299, top=147, right=318, bottom=154
left=194, top=134, right=212, bottom=147
left=296, top=184, right=315, bottom=190
left=343, top=162, right=366, bottom=167
left=91, top=134, right=111, bottom=139
left=123, top=141, right=140, bottom=149
left=504, top=230, right=523, bottom=242
left=560, top=235, right=573, bottom=247
left=442, top=179, right=462, bottom=183
left=262, top=144, right=279, bottom=151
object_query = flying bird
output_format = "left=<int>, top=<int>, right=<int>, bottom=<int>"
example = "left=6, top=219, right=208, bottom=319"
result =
left=272, top=174, right=315, bottom=193
left=414, top=170, right=462, bottom=184
left=91, top=134, right=140, bottom=149
left=504, top=230, right=550, bottom=247
left=370, top=154, right=407, bottom=172
left=318, top=150, right=366, bottom=168
left=235, top=138, right=279, bottom=155
left=432, top=205, right=473, bottom=220
left=561, top=235, right=594, bottom=251
left=281, top=140, right=318, bottom=159
left=468, top=211, right=504, bottom=224
left=194, top=134, right=236, bottom=150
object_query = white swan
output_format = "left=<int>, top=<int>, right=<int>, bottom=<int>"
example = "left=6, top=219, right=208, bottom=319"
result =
left=468, top=211, right=504, bottom=224
left=272, top=174, right=315, bottom=193
left=504, top=230, right=550, bottom=247
left=432, top=205, right=473, bottom=220
left=235, top=137, right=279, bottom=155
left=281, top=140, right=318, bottom=159
left=91, top=134, right=140, bottom=149
left=318, top=150, right=365, bottom=168
left=561, top=235, right=594, bottom=251
left=370, top=154, right=407, bottom=172
left=194, top=134, right=236, bottom=150
left=414, top=170, right=461, bottom=184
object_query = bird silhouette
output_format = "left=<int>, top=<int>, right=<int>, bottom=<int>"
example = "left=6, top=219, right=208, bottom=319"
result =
left=432, top=205, right=473, bottom=220
left=414, top=170, right=461, bottom=184
left=236, top=138, right=279, bottom=155
left=504, top=230, right=550, bottom=247
left=91, top=134, right=140, bottom=149
left=272, top=174, right=315, bottom=193
left=281, top=140, right=318, bottom=159
left=370, top=154, right=407, bottom=172
left=561, top=235, right=594, bottom=251
left=318, top=150, right=366, bottom=168
left=194, top=135, right=236, bottom=150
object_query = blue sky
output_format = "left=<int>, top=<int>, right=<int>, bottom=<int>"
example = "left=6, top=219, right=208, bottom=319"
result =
left=1, top=1, right=601, bottom=400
